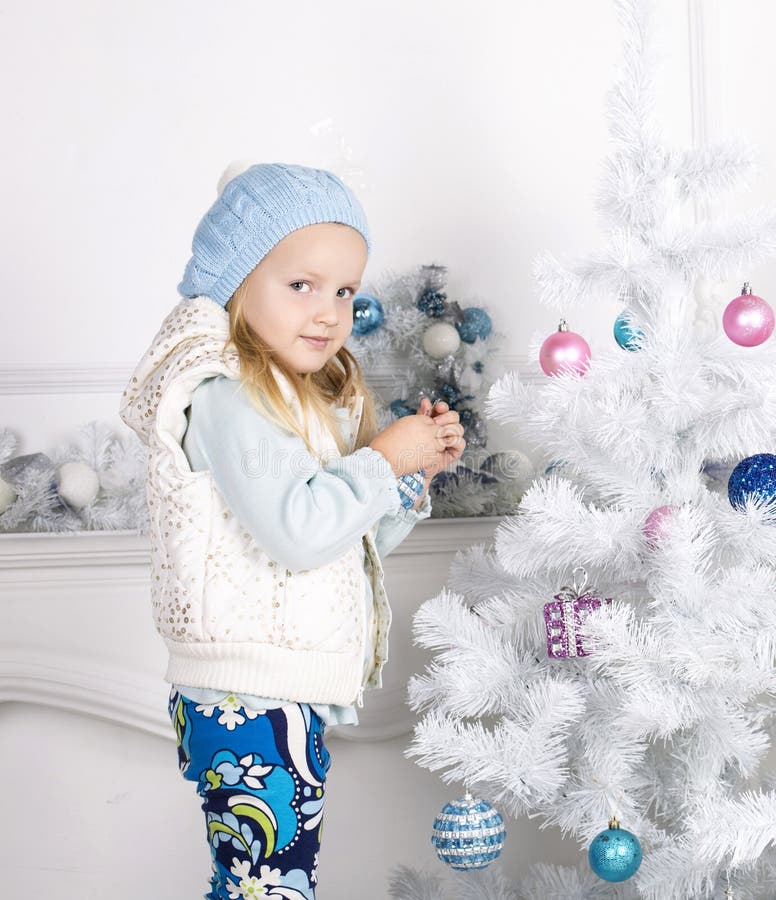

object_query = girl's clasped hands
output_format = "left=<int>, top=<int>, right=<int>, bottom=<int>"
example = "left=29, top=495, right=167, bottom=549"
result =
left=369, top=398, right=466, bottom=478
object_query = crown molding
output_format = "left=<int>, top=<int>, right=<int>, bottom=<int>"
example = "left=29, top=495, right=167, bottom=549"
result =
left=0, top=357, right=534, bottom=396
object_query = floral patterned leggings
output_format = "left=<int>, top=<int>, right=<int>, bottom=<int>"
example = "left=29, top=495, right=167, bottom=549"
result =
left=167, top=687, right=331, bottom=900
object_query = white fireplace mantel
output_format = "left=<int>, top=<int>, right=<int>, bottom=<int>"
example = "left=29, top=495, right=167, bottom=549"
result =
left=0, top=516, right=502, bottom=743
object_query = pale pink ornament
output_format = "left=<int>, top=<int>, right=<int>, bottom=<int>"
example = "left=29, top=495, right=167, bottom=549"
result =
left=643, top=504, right=678, bottom=546
left=540, top=319, right=592, bottom=376
left=722, top=282, right=774, bottom=347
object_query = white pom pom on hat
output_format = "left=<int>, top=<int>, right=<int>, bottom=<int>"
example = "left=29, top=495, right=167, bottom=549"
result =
left=216, top=158, right=259, bottom=197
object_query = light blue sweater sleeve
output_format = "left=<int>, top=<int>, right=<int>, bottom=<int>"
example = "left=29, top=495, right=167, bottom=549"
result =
left=181, top=375, right=405, bottom=573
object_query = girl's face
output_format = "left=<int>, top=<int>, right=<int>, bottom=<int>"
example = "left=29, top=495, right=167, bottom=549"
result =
left=239, top=222, right=368, bottom=374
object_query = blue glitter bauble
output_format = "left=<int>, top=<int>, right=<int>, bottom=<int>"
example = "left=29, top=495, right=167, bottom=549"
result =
left=417, top=289, right=447, bottom=318
left=352, top=293, right=384, bottom=335
left=613, top=310, right=644, bottom=351
left=588, top=821, right=642, bottom=883
left=457, top=307, right=492, bottom=343
left=431, top=794, right=506, bottom=870
left=389, top=399, right=416, bottom=419
left=728, top=453, right=776, bottom=509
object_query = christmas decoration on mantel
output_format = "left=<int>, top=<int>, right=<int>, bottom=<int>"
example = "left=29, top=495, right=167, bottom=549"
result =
left=346, top=263, right=536, bottom=517
left=0, top=423, right=149, bottom=533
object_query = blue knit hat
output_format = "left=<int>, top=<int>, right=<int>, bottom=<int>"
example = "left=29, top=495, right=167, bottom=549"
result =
left=178, top=162, right=371, bottom=307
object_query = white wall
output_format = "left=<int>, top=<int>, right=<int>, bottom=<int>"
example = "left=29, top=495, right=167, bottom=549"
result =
left=2, top=1, right=776, bottom=897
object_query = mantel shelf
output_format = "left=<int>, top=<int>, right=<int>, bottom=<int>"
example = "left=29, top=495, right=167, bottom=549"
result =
left=0, top=515, right=506, bottom=569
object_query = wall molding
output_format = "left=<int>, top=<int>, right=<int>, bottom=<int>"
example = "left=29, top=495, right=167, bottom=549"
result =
left=0, top=357, right=535, bottom=396
left=687, top=0, right=723, bottom=149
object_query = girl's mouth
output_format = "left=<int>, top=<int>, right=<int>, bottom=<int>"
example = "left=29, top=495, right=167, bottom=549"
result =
left=302, top=337, right=330, bottom=349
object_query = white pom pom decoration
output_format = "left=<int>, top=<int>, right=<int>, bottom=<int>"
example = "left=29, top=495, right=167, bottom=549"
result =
left=56, top=462, right=100, bottom=510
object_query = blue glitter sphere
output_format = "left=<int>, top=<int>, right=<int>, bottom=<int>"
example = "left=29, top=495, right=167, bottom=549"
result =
left=588, top=820, right=642, bottom=883
left=352, top=293, right=384, bottom=336
left=417, top=289, right=447, bottom=318
left=389, top=399, right=416, bottom=419
left=613, top=310, right=644, bottom=351
left=431, top=794, right=506, bottom=870
left=456, top=307, right=492, bottom=343
left=728, top=453, right=776, bottom=509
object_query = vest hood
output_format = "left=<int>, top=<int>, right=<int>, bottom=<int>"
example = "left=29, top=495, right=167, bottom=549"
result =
left=119, top=297, right=235, bottom=447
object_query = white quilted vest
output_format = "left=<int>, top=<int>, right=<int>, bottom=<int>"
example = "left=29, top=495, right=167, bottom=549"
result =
left=119, top=297, right=392, bottom=706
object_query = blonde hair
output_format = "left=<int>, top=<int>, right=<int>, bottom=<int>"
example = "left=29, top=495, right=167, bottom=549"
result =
left=221, top=277, right=379, bottom=459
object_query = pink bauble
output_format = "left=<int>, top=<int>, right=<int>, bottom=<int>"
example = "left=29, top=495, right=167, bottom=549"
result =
left=643, top=505, right=677, bottom=546
left=722, top=285, right=774, bottom=347
left=540, top=321, right=592, bottom=376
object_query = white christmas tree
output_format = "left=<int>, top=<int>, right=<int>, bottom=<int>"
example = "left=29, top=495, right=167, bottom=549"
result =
left=392, top=0, right=776, bottom=897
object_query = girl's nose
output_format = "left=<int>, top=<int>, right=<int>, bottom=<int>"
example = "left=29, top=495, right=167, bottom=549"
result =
left=314, top=295, right=339, bottom=326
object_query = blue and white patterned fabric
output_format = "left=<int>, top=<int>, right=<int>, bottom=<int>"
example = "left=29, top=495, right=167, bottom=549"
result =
left=169, top=687, right=329, bottom=899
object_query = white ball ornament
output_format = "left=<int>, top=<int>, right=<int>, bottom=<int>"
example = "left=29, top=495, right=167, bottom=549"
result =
left=56, top=461, right=100, bottom=510
left=422, top=322, right=461, bottom=359
left=0, top=476, right=17, bottom=514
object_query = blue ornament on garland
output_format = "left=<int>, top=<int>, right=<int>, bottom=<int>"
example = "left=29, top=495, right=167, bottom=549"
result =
left=352, top=293, right=384, bottom=336
left=728, top=453, right=776, bottom=509
left=588, top=817, right=642, bottom=883
left=613, top=310, right=644, bottom=351
left=389, top=399, right=416, bottom=419
left=431, top=470, right=460, bottom=493
left=456, top=307, right=492, bottom=343
left=417, top=289, right=447, bottom=318
left=431, top=793, right=505, bottom=870
left=435, top=383, right=459, bottom=408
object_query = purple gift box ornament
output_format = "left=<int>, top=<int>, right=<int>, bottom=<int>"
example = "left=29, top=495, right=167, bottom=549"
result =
left=544, top=566, right=612, bottom=659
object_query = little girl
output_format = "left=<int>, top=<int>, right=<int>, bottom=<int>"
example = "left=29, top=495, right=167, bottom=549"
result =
left=119, top=162, right=465, bottom=899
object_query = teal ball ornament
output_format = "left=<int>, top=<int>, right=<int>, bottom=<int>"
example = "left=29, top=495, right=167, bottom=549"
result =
left=588, top=818, right=642, bottom=882
left=457, top=307, right=492, bottom=343
left=431, top=793, right=506, bottom=870
left=613, top=311, right=644, bottom=351
left=728, top=453, right=776, bottom=509
left=352, top=293, right=384, bottom=336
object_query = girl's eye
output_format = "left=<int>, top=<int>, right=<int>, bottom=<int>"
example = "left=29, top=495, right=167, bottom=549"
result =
left=336, top=287, right=354, bottom=299
left=289, top=281, right=311, bottom=293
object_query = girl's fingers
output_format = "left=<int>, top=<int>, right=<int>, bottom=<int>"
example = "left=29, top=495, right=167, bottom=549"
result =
left=431, top=411, right=460, bottom=426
